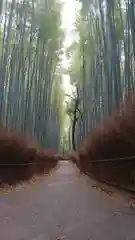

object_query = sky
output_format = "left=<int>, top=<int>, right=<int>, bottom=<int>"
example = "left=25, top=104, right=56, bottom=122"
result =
left=60, top=0, right=81, bottom=93
left=59, top=0, right=81, bottom=130
left=61, top=0, right=80, bottom=48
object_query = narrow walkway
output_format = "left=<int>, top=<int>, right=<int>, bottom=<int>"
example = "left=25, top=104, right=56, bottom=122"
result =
left=0, top=161, right=135, bottom=240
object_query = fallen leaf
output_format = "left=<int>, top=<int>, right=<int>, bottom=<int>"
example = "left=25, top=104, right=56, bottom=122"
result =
left=57, top=236, right=66, bottom=240
left=114, top=211, right=121, bottom=216
left=102, top=188, right=113, bottom=196
left=128, top=200, right=135, bottom=209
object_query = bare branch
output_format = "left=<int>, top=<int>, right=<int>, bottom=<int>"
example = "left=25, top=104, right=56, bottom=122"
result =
left=65, top=94, right=76, bottom=101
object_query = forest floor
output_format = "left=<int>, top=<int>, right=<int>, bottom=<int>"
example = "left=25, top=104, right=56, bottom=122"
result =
left=0, top=161, right=135, bottom=240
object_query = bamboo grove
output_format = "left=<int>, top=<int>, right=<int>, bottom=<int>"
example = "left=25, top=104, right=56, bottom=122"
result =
left=66, top=0, right=135, bottom=150
left=0, top=0, right=65, bottom=151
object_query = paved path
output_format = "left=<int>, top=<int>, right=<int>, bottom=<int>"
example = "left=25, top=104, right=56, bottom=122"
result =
left=0, top=161, right=135, bottom=240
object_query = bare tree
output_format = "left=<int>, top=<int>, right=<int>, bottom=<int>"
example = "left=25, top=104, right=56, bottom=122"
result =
left=66, top=84, right=83, bottom=151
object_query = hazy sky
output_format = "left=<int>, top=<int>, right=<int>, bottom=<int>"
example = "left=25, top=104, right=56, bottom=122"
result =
left=60, top=0, right=81, bottom=92
left=61, top=0, right=80, bottom=47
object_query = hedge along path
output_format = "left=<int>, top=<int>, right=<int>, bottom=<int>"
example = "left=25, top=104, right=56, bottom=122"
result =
left=71, top=150, right=135, bottom=190
left=0, top=162, right=59, bottom=194
left=70, top=98, right=135, bottom=189
left=0, top=128, right=60, bottom=188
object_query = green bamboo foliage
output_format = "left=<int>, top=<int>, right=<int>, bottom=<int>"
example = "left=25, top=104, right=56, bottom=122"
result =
left=67, top=0, right=135, bottom=149
left=0, top=0, right=63, bottom=151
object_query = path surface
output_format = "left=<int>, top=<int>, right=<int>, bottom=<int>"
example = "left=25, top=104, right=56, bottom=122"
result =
left=0, top=161, right=135, bottom=240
